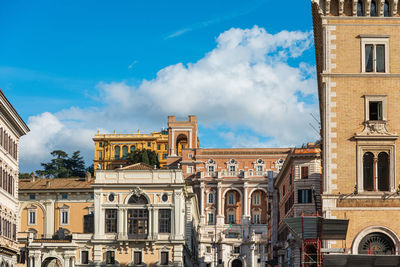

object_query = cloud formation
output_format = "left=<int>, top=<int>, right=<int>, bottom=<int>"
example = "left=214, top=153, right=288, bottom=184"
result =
left=19, top=26, right=318, bottom=172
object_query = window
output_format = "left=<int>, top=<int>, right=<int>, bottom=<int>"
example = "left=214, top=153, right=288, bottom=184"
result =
left=188, top=153, right=193, bottom=158
left=228, top=214, right=235, bottom=224
left=133, top=251, right=142, bottom=265
left=130, top=145, right=136, bottom=153
left=357, top=0, right=364, bottom=16
left=61, top=194, right=68, bottom=199
left=208, top=213, right=214, bottom=225
left=301, top=166, right=309, bottom=179
left=99, top=142, right=103, bottom=148
left=384, top=1, right=390, bottom=17
left=159, top=209, right=171, bottom=233
left=378, top=152, right=389, bottom=191
left=162, top=153, right=167, bottom=160
left=233, top=246, right=241, bottom=254
left=363, top=152, right=390, bottom=192
left=127, top=209, right=148, bottom=238
left=147, top=142, right=151, bottom=147
left=61, top=210, right=69, bottom=225
left=29, top=194, right=35, bottom=200
left=253, top=192, right=260, bottom=205
left=363, top=152, right=374, bottom=191
left=106, top=251, right=115, bottom=265
left=298, top=189, right=312, bottom=204
left=253, top=214, right=261, bottom=224
left=370, top=0, right=377, bottom=17
left=369, top=101, right=382, bottom=120
left=157, top=144, right=161, bottom=150
left=81, top=251, right=89, bottom=264
left=282, top=185, right=286, bottom=196
left=98, top=151, right=102, bottom=160
left=361, top=37, right=389, bottom=73
left=84, top=214, right=94, bottom=233
left=208, top=193, right=214, bottom=204
left=105, top=209, right=117, bottom=233
left=229, top=165, right=236, bottom=172
left=108, top=194, right=115, bottom=202
left=208, top=165, right=214, bottom=172
left=161, top=251, right=169, bottom=265
left=114, top=146, right=120, bottom=160
left=181, top=144, right=185, bottom=149
left=165, top=144, right=168, bottom=150
left=257, top=165, right=263, bottom=172
left=206, top=246, right=211, bottom=253
left=28, top=210, right=36, bottom=225
left=187, top=166, right=193, bottom=174
left=228, top=193, right=235, bottom=205
left=122, top=146, right=128, bottom=160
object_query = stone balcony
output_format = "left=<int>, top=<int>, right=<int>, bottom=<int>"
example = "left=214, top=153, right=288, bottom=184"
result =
left=0, top=235, right=19, bottom=252
left=200, top=170, right=268, bottom=179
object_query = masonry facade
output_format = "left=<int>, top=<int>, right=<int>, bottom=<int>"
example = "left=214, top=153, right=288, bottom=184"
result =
left=312, top=0, right=400, bottom=260
left=0, top=90, right=29, bottom=267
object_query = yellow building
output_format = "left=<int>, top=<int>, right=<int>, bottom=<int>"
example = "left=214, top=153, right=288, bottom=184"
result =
left=93, top=129, right=169, bottom=170
left=312, top=0, right=400, bottom=265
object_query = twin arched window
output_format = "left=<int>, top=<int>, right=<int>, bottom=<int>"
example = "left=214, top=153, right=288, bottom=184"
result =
left=357, top=1, right=390, bottom=17
left=363, top=152, right=389, bottom=191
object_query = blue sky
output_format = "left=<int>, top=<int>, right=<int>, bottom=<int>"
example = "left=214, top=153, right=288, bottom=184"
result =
left=0, top=0, right=319, bottom=172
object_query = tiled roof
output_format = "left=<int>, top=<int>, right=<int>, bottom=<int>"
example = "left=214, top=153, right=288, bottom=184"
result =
left=19, top=178, right=92, bottom=191
left=117, top=162, right=154, bottom=170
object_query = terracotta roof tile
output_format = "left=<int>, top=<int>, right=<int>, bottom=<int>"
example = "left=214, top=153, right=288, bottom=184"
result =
left=117, top=162, right=154, bottom=170
left=19, top=178, right=93, bottom=191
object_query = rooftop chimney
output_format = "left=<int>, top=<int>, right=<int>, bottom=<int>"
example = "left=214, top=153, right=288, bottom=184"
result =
left=85, top=171, right=92, bottom=181
left=30, top=172, right=35, bottom=182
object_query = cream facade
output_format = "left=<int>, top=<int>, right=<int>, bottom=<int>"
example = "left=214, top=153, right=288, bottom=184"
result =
left=312, top=0, right=400, bottom=262
left=0, top=90, right=29, bottom=267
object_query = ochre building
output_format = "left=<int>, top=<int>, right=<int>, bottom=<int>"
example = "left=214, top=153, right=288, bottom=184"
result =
left=312, top=0, right=400, bottom=265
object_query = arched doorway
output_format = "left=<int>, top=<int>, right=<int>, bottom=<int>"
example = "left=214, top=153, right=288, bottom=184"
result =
left=175, top=134, right=188, bottom=156
left=42, top=257, right=62, bottom=267
left=358, top=232, right=396, bottom=255
left=232, top=259, right=242, bottom=267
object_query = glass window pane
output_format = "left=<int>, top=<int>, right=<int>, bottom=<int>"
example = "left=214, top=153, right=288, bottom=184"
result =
left=371, top=1, right=377, bottom=16
left=365, top=45, right=374, bottom=72
left=384, top=1, right=390, bottom=17
left=376, top=45, right=385, bottom=73
left=357, top=1, right=364, bottom=16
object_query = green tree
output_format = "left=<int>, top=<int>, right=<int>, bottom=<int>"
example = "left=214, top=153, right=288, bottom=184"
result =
left=126, top=149, right=159, bottom=167
left=19, top=172, right=31, bottom=179
left=36, top=150, right=87, bottom=178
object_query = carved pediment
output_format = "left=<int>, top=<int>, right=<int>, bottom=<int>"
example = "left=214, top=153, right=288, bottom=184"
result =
left=130, top=187, right=144, bottom=197
left=355, top=121, right=398, bottom=140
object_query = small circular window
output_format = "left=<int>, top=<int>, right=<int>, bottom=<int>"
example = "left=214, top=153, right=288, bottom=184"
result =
left=230, top=159, right=235, bottom=164
left=257, top=158, right=263, bottom=164
left=108, top=194, right=115, bottom=202
left=208, top=159, right=214, bottom=164
left=162, top=194, right=168, bottom=202
left=279, top=159, right=284, bottom=164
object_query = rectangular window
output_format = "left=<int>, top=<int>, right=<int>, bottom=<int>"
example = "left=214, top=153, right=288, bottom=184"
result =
left=61, top=210, right=69, bottom=225
left=165, top=144, right=168, bottom=150
left=134, top=251, right=142, bottom=264
left=228, top=194, right=234, bottom=205
left=369, top=101, right=382, bottom=121
left=229, top=165, right=236, bottom=172
left=253, top=193, right=260, bottom=205
left=157, top=144, right=161, bottom=150
left=106, top=251, right=115, bottom=265
left=298, top=189, right=312, bottom=204
left=159, top=209, right=171, bottom=233
left=257, top=166, right=263, bottom=172
left=161, top=251, right=169, bottom=265
left=228, top=214, right=235, bottom=224
left=61, top=194, right=68, bottom=199
left=105, top=209, right=118, bottom=233
left=84, top=214, right=94, bottom=233
left=28, top=211, right=36, bottom=225
left=187, top=166, right=193, bottom=174
left=362, top=40, right=388, bottom=73
left=81, top=251, right=89, bottom=264
left=208, top=166, right=214, bottom=172
left=29, top=194, right=35, bottom=200
left=98, top=151, right=103, bottom=160
left=234, top=246, right=241, bottom=254
left=99, top=142, right=103, bottom=148
left=147, top=142, right=151, bottom=147
left=208, top=213, right=214, bottom=225
left=253, top=214, right=260, bottom=224
left=181, top=144, right=185, bottom=149
left=162, top=153, right=167, bottom=160
left=301, top=166, right=309, bottom=179
left=208, top=193, right=214, bottom=204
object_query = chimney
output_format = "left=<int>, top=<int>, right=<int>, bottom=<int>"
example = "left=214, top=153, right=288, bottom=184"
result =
left=46, top=180, right=50, bottom=188
left=30, top=172, right=35, bottom=182
left=85, top=171, right=92, bottom=181
left=168, top=115, right=176, bottom=122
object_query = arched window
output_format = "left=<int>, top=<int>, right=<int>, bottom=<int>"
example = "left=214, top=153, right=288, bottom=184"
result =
left=122, top=146, right=128, bottom=160
left=363, top=152, right=374, bottom=191
left=114, top=146, right=120, bottom=160
left=384, top=0, right=390, bottom=17
left=208, top=193, right=214, bottom=204
left=378, top=152, right=389, bottom=191
left=130, top=145, right=136, bottom=153
left=371, top=0, right=377, bottom=16
left=357, top=0, right=364, bottom=16
left=358, top=232, right=395, bottom=255
left=127, top=194, right=149, bottom=239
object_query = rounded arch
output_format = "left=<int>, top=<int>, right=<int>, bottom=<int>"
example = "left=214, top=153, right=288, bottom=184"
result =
left=352, top=226, right=400, bottom=255
left=230, top=258, right=243, bottom=267
left=124, top=192, right=151, bottom=205
left=175, top=134, right=188, bottom=156
left=248, top=188, right=268, bottom=198
left=222, top=187, right=242, bottom=199
left=19, top=201, right=46, bottom=233
left=41, top=256, right=64, bottom=267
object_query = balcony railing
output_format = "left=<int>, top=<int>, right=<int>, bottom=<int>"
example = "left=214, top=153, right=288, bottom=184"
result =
left=200, top=170, right=266, bottom=178
left=127, top=233, right=148, bottom=239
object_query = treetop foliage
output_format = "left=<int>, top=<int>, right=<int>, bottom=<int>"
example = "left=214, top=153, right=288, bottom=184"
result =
left=126, top=149, right=159, bottom=167
left=35, top=150, right=86, bottom=178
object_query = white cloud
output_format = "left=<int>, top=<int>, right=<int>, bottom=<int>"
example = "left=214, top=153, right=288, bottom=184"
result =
left=19, top=26, right=318, bottom=172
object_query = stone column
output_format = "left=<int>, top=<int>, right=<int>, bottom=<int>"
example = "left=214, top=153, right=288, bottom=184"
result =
left=148, top=207, right=153, bottom=239
left=118, top=208, right=124, bottom=239
left=216, top=183, right=224, bottom=225
left=174, top=190, right=184, bottom=240
left=71, top=257, right=75, bottom=267
left=200, top=183, right=205, bottom=224
left=94, top=192, right=104, bottom=239
left=34, top=256, right=41, bottom=267
left=64, top=256, right=70, bottom=267
left=153, top=208, right=159, bottom=238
